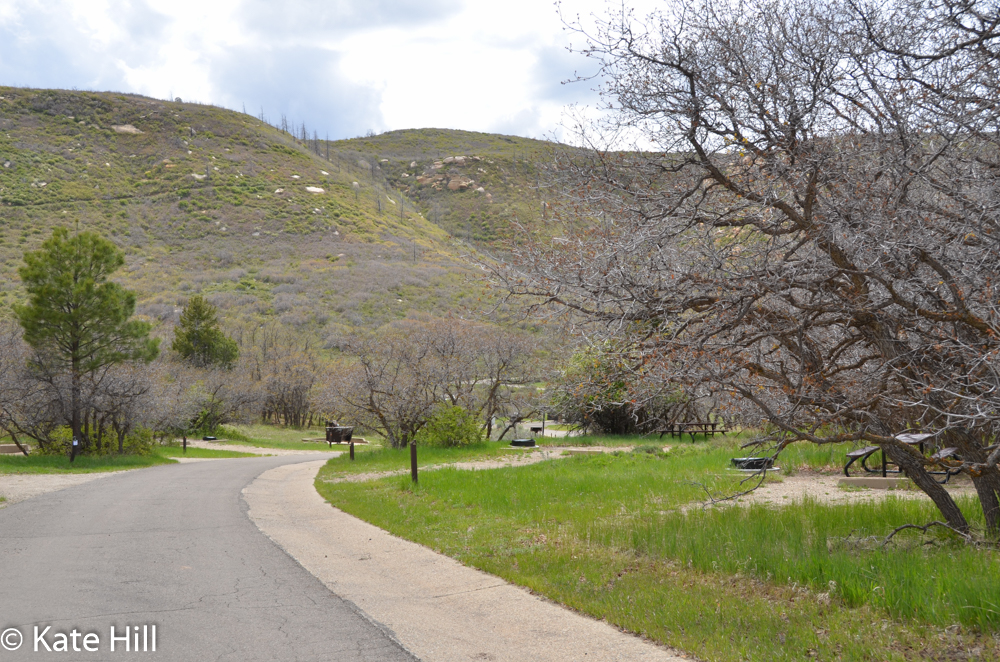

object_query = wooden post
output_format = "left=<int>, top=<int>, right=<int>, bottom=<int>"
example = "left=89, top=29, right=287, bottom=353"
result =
left=410, top=441, right=418, bottom=483
left=183, top=434, right=187, bottom=454
left=349, top=440, right=355, bottom=461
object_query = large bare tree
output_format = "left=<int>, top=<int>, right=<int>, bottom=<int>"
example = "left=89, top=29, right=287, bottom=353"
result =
left=492, top=0, right=1000, bottom=535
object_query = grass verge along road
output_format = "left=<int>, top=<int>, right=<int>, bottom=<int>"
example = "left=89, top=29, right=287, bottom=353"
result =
left=316, top=440, right=999, bottom=662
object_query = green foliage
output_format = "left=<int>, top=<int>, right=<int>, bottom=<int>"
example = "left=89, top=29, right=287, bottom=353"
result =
left=30, top=426, right=73, bottom=456
left=172, top=294, right=238, bottom=368
left=31, top=425, right=155, bottom=456
left=116, top=427, right=155, bottom=456
left=14, top=227, right=160, bottom=376
left=414, top=405, right=485, bottom=448
left=555, top=343, right=683, bottom=434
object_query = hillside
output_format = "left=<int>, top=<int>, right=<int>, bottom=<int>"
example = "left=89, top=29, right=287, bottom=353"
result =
left=0, top=88, right=558, bottom=341
left=329, top=128, right=574, bottom=243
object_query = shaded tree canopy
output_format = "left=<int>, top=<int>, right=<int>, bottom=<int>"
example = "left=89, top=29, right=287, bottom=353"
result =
left=172, top=295, right=238, bottom=369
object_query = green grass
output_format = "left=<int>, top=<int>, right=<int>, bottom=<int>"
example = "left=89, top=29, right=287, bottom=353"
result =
left=320, top=441, right=526, bottom=477
left=315, top=440, right=1000, bottom=661
left=211, top=424, right=343, bottom=451
left=0, top=453, right=176, bottom=474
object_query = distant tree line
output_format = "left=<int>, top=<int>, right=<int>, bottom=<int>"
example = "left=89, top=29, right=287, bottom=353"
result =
left=0, top=227, right=544, bottom=457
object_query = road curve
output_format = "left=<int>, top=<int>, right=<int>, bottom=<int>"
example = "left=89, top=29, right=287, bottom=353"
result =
left=0, top=457, right=416, bottom=661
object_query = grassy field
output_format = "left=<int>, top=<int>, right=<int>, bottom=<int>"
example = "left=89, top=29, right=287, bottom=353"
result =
left=0, top=453, right=176, bottom=474
left=210, top=423, right=347, bottom=451
left=319, top=441, right=525, bottom=477
left=315, top=438, right=1000, bottom=661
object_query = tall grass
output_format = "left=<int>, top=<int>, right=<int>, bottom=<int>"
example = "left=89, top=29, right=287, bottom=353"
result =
left=608, top=496, right=998, bottom=629
left=318, top=447, right=1000, bottom=642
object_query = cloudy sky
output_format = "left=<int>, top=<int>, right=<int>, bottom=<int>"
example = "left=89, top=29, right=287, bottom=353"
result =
left=0, top=0, right=658, bottom=141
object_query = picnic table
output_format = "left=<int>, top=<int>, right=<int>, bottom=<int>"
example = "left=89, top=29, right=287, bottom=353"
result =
left=660, top=422, right=727, bottom=442
left=843, top=432, right=962, bottom=483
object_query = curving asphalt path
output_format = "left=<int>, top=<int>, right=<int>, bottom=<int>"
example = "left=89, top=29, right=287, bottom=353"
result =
left=0, top=457, right=416, bottom=661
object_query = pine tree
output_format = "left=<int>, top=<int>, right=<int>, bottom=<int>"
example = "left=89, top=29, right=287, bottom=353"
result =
left=14, top=227, right=159, bottom=447
left=171, top=295, right=238, bottom=369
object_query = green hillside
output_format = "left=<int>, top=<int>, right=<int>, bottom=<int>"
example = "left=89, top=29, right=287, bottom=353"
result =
left=329, top=128, right=572, bottom=242
left=0, top=88, right=536, bottom=339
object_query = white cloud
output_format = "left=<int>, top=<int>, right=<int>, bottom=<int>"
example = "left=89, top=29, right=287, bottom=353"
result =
left=0, top=0, right=662, bottom=140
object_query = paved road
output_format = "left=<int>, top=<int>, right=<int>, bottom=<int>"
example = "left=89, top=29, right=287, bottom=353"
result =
left=0, top=457, right=416, bottom=661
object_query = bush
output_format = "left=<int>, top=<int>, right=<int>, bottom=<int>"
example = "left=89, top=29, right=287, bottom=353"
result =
left=32, top=426, right=73, bottom=456
left=118, top=427, right=155, bottom=455
left=31, top=426, right=155, bottom=456
left=414, top=405, right=484, bottom=448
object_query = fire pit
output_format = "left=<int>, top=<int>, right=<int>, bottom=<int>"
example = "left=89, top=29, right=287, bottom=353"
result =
left=731, top=457, right=774, bottom=471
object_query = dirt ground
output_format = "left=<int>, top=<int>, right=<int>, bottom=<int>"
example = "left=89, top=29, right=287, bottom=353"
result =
left=0, top=471, right=128, bottom=508
left=728, top=472, right=977, bottom=507
left=187, top=439, right=341, bottom=457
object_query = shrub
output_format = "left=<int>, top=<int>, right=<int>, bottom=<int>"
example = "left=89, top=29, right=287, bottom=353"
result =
left=414, top=405, right=484, bottom=448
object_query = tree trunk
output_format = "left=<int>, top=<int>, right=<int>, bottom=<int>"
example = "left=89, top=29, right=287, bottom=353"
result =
left=883, top=442, right=969, bottom=534
left=8, top=430, right=30, bottom=456
left=71, top=366, right=81, bottom=449
left=950, top=430, right=1000, bottom=539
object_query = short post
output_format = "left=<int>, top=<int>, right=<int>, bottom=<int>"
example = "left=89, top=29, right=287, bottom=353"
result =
left=182, top=434, right=187, bottom=454
left=70, top=437, right=79, bottom=463
left=410, top=441, right=418, bottom=483
left=349, top=440, right=355, bottom=461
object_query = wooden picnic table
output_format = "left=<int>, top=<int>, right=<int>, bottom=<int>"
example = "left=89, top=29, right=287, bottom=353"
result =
left=843, top=432, right=961, bottom=483
left=660, top=422, right=727, bottom=442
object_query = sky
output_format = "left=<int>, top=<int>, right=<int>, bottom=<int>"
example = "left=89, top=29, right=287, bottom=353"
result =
left=0, top=0, right=660, bottom=142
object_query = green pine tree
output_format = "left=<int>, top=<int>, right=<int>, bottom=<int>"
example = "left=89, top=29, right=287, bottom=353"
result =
left=171, top=295, right=238, bottom=369
left=14, top=227, right=160, bottom=448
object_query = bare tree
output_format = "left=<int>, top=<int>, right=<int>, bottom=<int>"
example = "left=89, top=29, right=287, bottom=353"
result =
left=492, top=0, right=1000, bottom=535
left=231, top=321, right=318, bottom=427
left=322, top=318, right=537, bottom=447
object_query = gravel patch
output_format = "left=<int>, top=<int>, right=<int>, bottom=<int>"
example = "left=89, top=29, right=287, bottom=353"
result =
left=188, top=440, right=341, bottom=457
left=728, top=472, right=977, bottom=507
left=0, top=472, right=129, bottom=508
